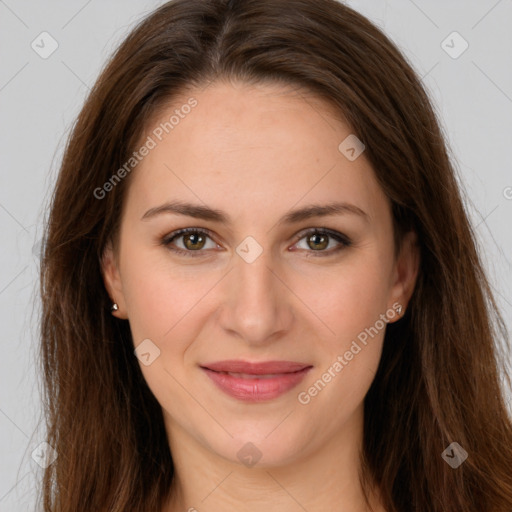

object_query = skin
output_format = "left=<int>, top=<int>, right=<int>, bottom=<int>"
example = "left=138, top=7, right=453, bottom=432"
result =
left=101, top=80, right=419, bottom=512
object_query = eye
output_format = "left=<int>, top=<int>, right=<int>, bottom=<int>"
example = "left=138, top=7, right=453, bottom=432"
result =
left=161, top=228, right=219, bottom=257
left=291, top=228, right=351, bottom=256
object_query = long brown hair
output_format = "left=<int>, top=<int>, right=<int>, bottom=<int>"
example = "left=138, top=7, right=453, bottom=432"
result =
left=39, top=0, right=512, bottom=510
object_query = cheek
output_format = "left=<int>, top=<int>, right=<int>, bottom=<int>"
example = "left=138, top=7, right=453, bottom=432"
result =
left=293, top=253, right=391, bottom=408
left=299, top=255, right=392, bottom=345
left=120, top=246, right=220, bottom=360
left=297, top=279, right=387, bottom=426
left=119, top=243, right=187, bottom=349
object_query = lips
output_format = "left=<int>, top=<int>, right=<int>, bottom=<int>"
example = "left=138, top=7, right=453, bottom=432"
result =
left=202, top=360, right=310, bottom=374
left=200, top=360, right=312, bottom=402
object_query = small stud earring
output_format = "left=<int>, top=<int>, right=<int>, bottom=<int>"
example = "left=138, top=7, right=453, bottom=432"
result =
left=111, top=303, right=119, bottom=312
left=396, top=305, right=403, bottom=316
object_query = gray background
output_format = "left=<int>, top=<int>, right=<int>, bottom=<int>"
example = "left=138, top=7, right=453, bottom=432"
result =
left=1, top=0, right=511, bottom=509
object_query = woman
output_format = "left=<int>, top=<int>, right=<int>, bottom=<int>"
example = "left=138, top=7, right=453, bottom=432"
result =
left=39, top=0, right=512, bottom=510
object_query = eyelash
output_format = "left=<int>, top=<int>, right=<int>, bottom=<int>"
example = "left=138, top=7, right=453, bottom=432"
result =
left=160, top=227, right=352, bottom=258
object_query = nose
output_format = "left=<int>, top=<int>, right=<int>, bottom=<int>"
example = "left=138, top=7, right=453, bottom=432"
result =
left=217, top=246, right=294, bottom=346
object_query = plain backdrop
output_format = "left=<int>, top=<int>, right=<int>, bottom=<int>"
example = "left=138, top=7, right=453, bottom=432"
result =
left=0, top=0, right=511, bottom=509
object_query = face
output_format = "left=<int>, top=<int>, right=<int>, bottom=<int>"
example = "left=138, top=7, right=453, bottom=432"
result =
left=101, top=80, right=418, bottom=468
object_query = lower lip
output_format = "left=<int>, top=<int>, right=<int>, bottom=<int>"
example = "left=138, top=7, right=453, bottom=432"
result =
left=202, top=367, right=312, bottom=402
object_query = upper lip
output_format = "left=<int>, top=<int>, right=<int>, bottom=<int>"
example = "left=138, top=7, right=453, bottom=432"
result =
left=201, top=360, right=312, bottom=375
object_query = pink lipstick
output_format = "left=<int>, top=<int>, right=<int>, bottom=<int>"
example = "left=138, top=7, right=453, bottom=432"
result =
left=200, top=360, right=312, bottom=402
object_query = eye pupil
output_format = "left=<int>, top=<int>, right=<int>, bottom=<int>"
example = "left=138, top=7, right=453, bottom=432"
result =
left=184, top=232, right=205, bottom=250
left=308, top=233, right=328, bottom=250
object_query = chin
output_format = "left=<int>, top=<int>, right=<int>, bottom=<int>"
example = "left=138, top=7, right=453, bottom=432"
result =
left=207, top=421, right=313, bottom=469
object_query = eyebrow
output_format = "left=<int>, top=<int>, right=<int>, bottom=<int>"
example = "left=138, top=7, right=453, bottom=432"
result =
left=140, top=200, right=369, bottom=225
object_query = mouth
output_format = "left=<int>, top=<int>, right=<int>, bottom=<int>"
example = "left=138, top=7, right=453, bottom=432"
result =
left=200, top=360, right=313, bottom=402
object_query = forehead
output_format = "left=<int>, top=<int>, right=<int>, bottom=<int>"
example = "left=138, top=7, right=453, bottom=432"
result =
left=124, top=81, right=387, bottom=225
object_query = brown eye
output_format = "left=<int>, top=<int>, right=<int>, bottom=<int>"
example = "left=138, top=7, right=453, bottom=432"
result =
left=293, top=228, right=352, bottom=256
left=162, top=228, right=218, bottom=256
left=307, top=233, right=329, bottom=251
left=182, top=232, right=206, bottom=250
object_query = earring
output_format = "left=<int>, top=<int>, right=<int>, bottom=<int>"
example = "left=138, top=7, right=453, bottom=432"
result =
left=396, top=304, right=403, bottom=316
left=111, top=303, right=119, bottom=312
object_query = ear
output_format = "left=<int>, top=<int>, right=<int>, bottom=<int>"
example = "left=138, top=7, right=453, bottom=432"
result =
left=100, top=240, right=128, bottom=319
left=387, top=230, right=420, bottom=322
